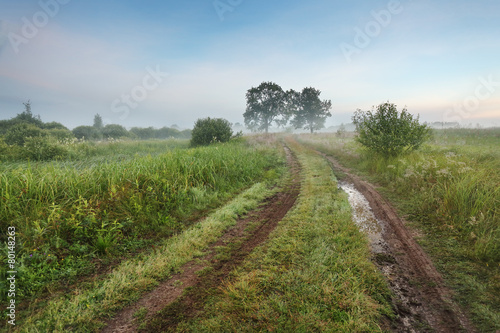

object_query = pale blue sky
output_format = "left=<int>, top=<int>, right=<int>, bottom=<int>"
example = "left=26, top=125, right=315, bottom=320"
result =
left=0, top=0, right=499, bottom=129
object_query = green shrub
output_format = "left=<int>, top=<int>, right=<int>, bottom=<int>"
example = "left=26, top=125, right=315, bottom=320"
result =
left=4, top=123, right=46, bottom=146
left=47, top=128, right=74, bottom=141
left=190, top=117, right=232, bottom=146
left=352, top=102, right=430, bottom=157
left=102, top=124, right=129, bottom=139
left=0, top=137, right=21, bottom=160
left=72, top=125, right=102, bottom=140
left=21, top=136, right=68, bottom=161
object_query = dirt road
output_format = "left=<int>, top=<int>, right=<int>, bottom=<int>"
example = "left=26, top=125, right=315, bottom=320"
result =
left=322, top=152, right=475, bottom=333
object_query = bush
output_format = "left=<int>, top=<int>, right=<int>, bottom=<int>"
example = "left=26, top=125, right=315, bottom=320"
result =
left=47, top=128, right=74, bottom=141
left=43, top=121, right=69, bottom=130
left=352, top=102, right=430, bottom=157
left=190, top=117, right=232, bottom=146
left=4, top=123, right=46, bottom=146
left=72, top=125, right=102, bottom=140
left=21, top=136, right=68, bottom=161
left=102, top=124, right=129, bottom=139
left=0, top=138, right=21, bottom=161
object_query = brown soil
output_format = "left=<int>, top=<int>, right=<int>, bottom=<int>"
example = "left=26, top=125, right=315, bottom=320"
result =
left=101, top=146, right=301, bottom=333
left=321, top=152, right=476, bottom=333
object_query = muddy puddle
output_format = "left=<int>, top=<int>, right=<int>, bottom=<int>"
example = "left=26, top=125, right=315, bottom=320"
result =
left=339, top=181, right=387, bottom=254
left=339, top=181, right=424, bottom=332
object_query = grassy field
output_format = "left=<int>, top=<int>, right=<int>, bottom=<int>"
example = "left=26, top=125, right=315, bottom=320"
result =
left=2, top=130, right=498, bottom=331
left=298, top=128, right=500, bottom=331
left=0, top=138, right=285, bottom=327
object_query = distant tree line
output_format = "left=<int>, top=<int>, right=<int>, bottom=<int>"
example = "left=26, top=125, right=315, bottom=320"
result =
left=72, top=114, right=191, bottom=140
left=244, top=82, right=332, bottom=133
left=0, top=101, right=192, bottom=161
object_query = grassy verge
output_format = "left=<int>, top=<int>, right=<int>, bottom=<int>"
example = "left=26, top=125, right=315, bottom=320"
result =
left=0, top=139, right=284, bottom=327
left=175, top=138, right=392, bottom=332
left=11, top=180, right=280, bottom=332
left=298, top=129, right=500, bottom=331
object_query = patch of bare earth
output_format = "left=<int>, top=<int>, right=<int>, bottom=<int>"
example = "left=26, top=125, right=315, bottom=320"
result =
left=322, top=153, right=476, bottom=333
left=101, top=146, right=301, bottom=333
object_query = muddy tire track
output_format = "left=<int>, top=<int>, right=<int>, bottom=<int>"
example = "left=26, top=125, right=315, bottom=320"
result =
left=101, top=146, right=301, bottom=333
left=321, top=152, right=475, bottom=333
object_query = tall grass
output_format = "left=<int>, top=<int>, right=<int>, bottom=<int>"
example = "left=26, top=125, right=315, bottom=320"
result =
left=298, top=129, right=500, bottom=331
left=298, top=131, right=500, bottom=262
left=0, top=139, right=284, bottom=303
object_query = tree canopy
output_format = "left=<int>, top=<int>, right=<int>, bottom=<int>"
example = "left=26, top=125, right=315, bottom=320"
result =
left=290, top=87, right=332, bottom=133
left=244, top=82, right=289, bottom=133
left=244, top=82, right=332, bottom=133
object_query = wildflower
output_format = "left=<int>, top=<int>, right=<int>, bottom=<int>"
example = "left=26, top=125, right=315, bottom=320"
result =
left=436, top=168, right=451, bottom=176
left=404, top=168, right=415, bottom=178
left=445, top=152, right=456, bottom=158
left=459, top=167, right=473, bottom=174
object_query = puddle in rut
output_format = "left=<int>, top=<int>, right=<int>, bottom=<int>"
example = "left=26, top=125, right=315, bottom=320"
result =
left=338, top=181, right=387, bottom=253
left=339, top=181, right=421, bottom=332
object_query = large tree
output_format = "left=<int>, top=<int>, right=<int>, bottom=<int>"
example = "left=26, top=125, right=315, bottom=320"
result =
left=244, top=82, right=288, bottom=133
left=290, top=87, right=332, bottom=133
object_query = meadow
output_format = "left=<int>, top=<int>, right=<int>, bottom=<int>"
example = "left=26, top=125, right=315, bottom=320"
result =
left=0, top=138, right=284, bottom=318
left=8, top=136, right=396, bottom=332
left=298, top=127, right=500, bottom=331
left=1, top=130, right=498, bottom=331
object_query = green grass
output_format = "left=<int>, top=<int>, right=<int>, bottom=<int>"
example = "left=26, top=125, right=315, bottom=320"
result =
left=298, top=129, right=500, bottom=332
left=0, top=138, right=285, bottom=324
left=176, top=138, right=392, bottom=332
left=14, top=181, right=279, bottom=332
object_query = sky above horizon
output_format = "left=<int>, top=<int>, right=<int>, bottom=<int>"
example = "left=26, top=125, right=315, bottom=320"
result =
left=0, top=0, right=499, bottom=130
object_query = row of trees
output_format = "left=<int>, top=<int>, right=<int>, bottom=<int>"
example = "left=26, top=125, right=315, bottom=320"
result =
left=244, top=82, right=332, bottom=133
left=72, top=114, right=191, bottom=140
